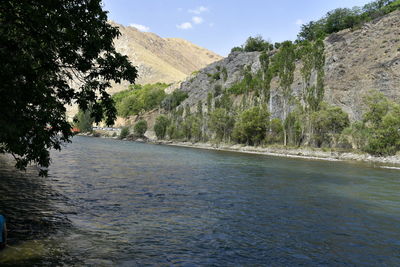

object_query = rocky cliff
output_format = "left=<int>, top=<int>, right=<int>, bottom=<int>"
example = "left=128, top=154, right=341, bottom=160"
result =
left=176, top=10, right=400, bottom=121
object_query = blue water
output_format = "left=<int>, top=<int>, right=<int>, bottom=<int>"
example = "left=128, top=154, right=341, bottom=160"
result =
left=0, top=136, right=399, bottom=266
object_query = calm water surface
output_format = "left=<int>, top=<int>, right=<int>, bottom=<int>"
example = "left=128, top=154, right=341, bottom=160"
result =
left=0, top=136, right=399, bottom=266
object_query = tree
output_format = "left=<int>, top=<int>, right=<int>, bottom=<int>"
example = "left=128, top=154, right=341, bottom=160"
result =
left=134, top=120, right=148, bottom=137
left=233, top=106, right=270, bottom=146
left=265, top=118, right=284, bottom=144
left=324, top=8, right=359, bottom=33
left=284, top=108, right=304, bottom=146
left=361, top=92, right=400, bottom=155
left=209, top=108, right=235, bottom=142
left=114, top=83, right=167, bottom=117
left=73, top=109, right=94, bottom=133
left=154, top=115, right=170, bottom=139
left=161, top=90, right=188, bottom=111
left=0, top=1, right=137, bottom=175
left=274, top=41, right=296, bottom=146
left=297, top=20, right=326, bottom=41
left=243, top=36, right=272, bottom=52
left=311, top=103, right=350, bottom=147
left=362, top=91, right=390, bottom=128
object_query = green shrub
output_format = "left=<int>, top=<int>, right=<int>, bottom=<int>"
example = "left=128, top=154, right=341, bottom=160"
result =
left=119, top=126, right=130, bottom=139
left=161, top=90, right=189, bottom=111
left=341, top=122, right=369, bottom=150
left=266, top=118, right=284, bottom=144
left=233, top=106, right=270, bottom=146
left=73, top=108, right=94, bottom=133
left=209, top=108, right=235, bottom=141
left=243, top=35, right=273, bottom=52
left=228, top=66, right=263, bottom=95
left=221, top=67, right=228, bottom=81
left=167, top=123, right=184, bottom=140
left=311, top=103, right=350, bottom=147
left=230, top=46, right=244, bottom=53
left=364, top=106, right=400, bottom=155
left=284, top=109, right=304, bottom=146
left=134, top=120, right=148, bottom=137
left=361, top=93, right=400, bottom=156
left=154, top=115, right=170, bottom=139
left=113, top=83, right=168, bottom=117
left=297, top=0, right=400, bottom=41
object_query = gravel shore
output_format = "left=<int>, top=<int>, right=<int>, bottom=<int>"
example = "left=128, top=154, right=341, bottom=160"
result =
left=155, top=141, right=400, bottom=169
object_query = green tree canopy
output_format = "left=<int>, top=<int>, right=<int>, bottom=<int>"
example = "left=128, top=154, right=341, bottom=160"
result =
left=113, top=83, right=167, bottom=117
left=311, top=103, right=350, bottom=147
left=361, top=92, right=400, bottom=155
left=233, top=106, right=270, bottom=146
left=73, top=109, right=94, bottom=133
left=209, top=108, right=235, bottom=141
left=0, top=1, right=137, bottom=175
left=297, top=0, right=400, bottom=41
left=134, top=120, right=148, bottom=137
left=244, top=36, right=273, bottom=52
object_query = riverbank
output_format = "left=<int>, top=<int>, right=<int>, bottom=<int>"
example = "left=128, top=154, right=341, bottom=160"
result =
left=155, top=140, right=400, bottom=168
left=80, top=132, right=400, bottom=168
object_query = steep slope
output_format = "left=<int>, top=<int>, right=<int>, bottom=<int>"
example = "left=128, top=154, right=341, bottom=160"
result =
left=176, top=10, right=400, bottom=121
left=108, top=21, right=222, bottom=94
left=323, top=10, right=400, bottom=120
left=66, top=22, right=222, bottom=119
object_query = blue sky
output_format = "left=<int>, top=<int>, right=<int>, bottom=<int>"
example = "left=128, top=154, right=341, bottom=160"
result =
left=103, top=0, right=371, bottom=56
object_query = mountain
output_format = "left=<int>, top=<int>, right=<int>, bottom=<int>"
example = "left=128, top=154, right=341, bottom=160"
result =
left=108, top=21, right=222, bottom=94
left=66, top=22, right=222, bottom=119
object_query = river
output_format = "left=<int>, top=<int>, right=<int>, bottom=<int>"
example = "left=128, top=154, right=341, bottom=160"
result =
left=0, top=136, right=399, bottom=266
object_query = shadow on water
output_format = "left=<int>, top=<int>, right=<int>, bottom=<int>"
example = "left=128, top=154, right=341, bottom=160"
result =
left=0, top=155, right=77, bottom=266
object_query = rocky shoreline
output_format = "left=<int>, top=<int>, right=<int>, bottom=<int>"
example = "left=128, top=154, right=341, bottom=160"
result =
left=80, top=133, right=400, bottom=169
left=154, top=140, right=400, bottom=169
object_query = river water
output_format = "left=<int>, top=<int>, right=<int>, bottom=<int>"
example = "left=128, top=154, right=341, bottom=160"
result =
left=0, top=136, right=399, bottom=266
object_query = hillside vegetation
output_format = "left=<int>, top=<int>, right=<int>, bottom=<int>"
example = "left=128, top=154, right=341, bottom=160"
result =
left=112, top=0, right=400, bottom=157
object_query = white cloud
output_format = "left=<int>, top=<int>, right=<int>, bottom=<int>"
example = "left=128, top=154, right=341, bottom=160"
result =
left=176, top=22, right=193, bottom=30
left=295, top=19, right=304, bottom=26
left=189, top=6, right=208, bottom=14
left=192, top=16, right=203, bottom=24
left=130, top=23, right=150, bottom=32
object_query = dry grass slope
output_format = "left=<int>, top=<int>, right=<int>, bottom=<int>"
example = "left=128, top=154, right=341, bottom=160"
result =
left=108, top=21, right=222, bottom=94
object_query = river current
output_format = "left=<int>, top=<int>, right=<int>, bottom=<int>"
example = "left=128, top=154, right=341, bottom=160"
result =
left=0, top=136, right=399, bottom=266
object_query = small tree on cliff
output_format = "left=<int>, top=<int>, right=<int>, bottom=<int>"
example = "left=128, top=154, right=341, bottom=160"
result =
left=0, top=1, right=137, bottom=175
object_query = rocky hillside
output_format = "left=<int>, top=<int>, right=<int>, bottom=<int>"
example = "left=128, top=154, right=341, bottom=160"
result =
left=176, top=10, right=400, bottom=121
left=108, top=21, right=222, bottom=94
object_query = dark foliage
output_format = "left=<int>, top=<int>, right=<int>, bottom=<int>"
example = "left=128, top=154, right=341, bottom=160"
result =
left=0, top=1, right=137, bottom=175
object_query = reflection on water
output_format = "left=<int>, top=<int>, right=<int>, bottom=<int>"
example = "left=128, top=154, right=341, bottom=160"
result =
left=1, top=136, right=400, bottom=266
